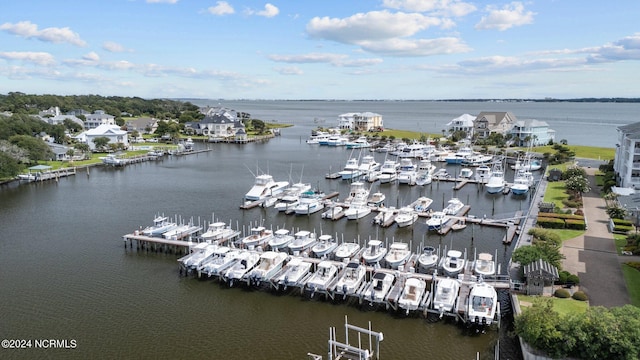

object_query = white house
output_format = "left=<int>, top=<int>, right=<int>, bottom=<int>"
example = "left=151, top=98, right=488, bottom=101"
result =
left=445, top=113, right=475, bottom=138
left=615, top=122, right=640, bottom=189
left=84, top=110, right=116, bottom=129
left=508, top=119, right=555, bottom=146
left=77, top=124, right=129, bottom=151
left=337, top=113, right=358, bottom=129
left=337, top=112, right=383, bottom=131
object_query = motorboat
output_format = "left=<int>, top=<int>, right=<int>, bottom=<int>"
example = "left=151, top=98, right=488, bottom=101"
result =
left=321, top=205, right=344, bottom=220
left=274, top=182, right=312, bottom=212
left=475, top=165, right=492, bottom=183
left=462, top=153, right=494, bottom=167
left=346, top=136, right=371, bottom=149
left=474, top=253, right=496, bottom=277
left=444, top=146, right=474, bottom=164
left=415, top=159, right=435, bottom=186
left=442, top=198, right=464, bottom=215
left=361, top=239, right=387, bottom=264
left=375, top=143, right=395, bottom=153
left=344, top=182, right=371, bottom=220
left=511, top=154, right=542, bottom=171
left=287, top=230, right=317, bottom=255
left=394, top=206, right=418, bottom=227
left=373, top=207, right=395, bottom=226
left=276, top=258, right=313, bottom=290
left=184, top=137, right=194, bottom=151
left=362, top=271, right=395, bottom=304
left=200, top=221, right=241, bottom=243
left=306, top=131, right=326, bottom=144
left=426, top=211, right=451, bottom=231
left=333, top=241, right=361, bottom=261
left=440, top=249, right=466, bottom=277
left=415, top=172, right=432, bottom=186
left=398, top=277, right=427, bottom=314
left=432, top=168, right=450, bottom=180
left=305, top=261, right=340, bottom=296
left=377, top=159, right=399, bottom=184
left=433, top=277, right=460, bottom=316
left=162, top=223, right=195, bottom=240
left=511, top=169, right=534, bottom=195
left=326, top=134, right=348, bottom=147
left=338, top=157, right=362, bottom=180
left=197, top=247, right=240, bottom=277
left=244, top=174, right=289, bottom=202
left=451, top=220, right=467, bottom=231
left=100, top=153, right=125, bottom=166
left=249, top=251, right=288, bottom=285
left=178, top=242, right=218, bottom=271
left=486, top=159, right=506, bottom=194
left=293, top=190, right=325, bottom=215
left=467, top=281, right=498, bottom=326
left=141, top=215, right=177, bottom=237
left=367, top=192, right=386, bottom=207
left=417, top=246, right=438, bottom=271
left=223, top=251, right=261, bottom=286
left=413, top=197, right=433, bottom=213
left=241, top=226, right=273, bottom=250
left=397, top=158, right=417, bottom=185
left=397, top=141, right=427, bottom=158
left=311, top=234, right=339, bottom=258
left=459, top=167, right=473, bottom=179
left=333, top=261, right=367, bottom=298
left=385, top=242, right=412, bottom=270
left=268, top=228, right=295, bottom=251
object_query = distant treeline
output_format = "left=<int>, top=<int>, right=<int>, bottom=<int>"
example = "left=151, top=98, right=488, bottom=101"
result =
left=435, top=98, right=640, bottom=103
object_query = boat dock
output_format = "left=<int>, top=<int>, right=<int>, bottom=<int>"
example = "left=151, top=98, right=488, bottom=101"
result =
left=18, top=166, right=77, bottom=183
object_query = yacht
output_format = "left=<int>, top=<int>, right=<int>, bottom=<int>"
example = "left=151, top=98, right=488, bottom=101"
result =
left=511, top=169, right=534, bottom=195
left=398, top=141, right=427, bottom=158
left=417, top=246, right=438, bottom=271
left=462, top=153, right=494, bottom=167
left=306, top=131, right=326, bottom=144
left=276, top=258, right=313, bottom=291
left=467, top=281, right=498, bottom=326
left=474, top=252, right=496, bottom=277
left=287, top=230, right=317, bottom=255
left=358, top=155, right=380, bottom=173
left=333, top=241, right=361, bottom=261
left=361, top=239, right=387, bottom=264
left=274, top=182, right=312, bottom=212
left=311, top=234, right=338, bottom=258
left=326, top=134, right=348, bottom=147
left=384, top=242, right=412, bottom=270
left=338, top=157, right=362, bottom=180
left=475, top=165, right=492, bottom=183
left=320, top=205, right=344, bottom=220
left=398, top=277, right=427, bottom=314
left=373, top=206, right=395, bottom=226
left=444, top=146, right=474, bottom=164
left=413, top=197, right=433, bottom=213
left=197, top=247, right=241, bottom=278
left=394, top=206, right=418, bottom=227
left=344, top=182, right=371, bottom=220
left=293, top=190, right=325, bottom=215
left=305, top=261, right=340, bottom=297
left=377, top=159, right=399, bottom=184
left=244, top=174, right=289, bottom=202
left=426, top=211, right=451, bottom=231
left=486, top=159, right=506, bottom=194
left=241, top=226, right=273, bottom=250
left=334, top=261, right=367, bottom=298
left=459, top=167, right=473, bottom=179
left=223, top=251, right=261, bottom=286
left=397, top=158, right=417, bottom=185
left=346, top=136, right=371, bottom=149
left=440, top=249, right=466, bottom=277
left=415, top=159, right=435, bottom=186
left=433, top=277, right=460, bottom=316
left=362, top=271, right=395, bottom=305
left=200, top=221, right=241, bottom=243
left=366, top=192, right=386, bottom=207
left=268, top=228, right=295, bottom=251
left=442, top=198, right=464, bottom=215
left=249, top=251, right=288, bottom=285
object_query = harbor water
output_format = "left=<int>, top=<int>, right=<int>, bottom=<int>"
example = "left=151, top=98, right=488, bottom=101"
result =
left=2, top=101, right=637, bottom=359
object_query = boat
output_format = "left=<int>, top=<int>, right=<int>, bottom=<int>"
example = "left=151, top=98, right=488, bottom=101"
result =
left=432, top=168, right=450, bottom=180
left=511, top=169, right=534, bottom=195
left=178, top=242, right=218, bottom=271
left=440, top=249, right=466, bottom=277
left=200, top=221, right=241, bottom=243
left=141, top=215, right=177, bottom=237
left=320, top=205, right=344, bottom=220
left=485, top=159, right=506, bottom=194
left=305, top=260, right=340, bottom=296
left=433, top=277, right=460, bottom=316
left=467, top=281, right=498, bottom=326
left=397, top=158, right=417, bottom=185
left=244, top=174, right=289, bottom=202
left=276, top=258, right=313, bottom=290
left=306, top=131, right=326, bottom=144
left=511, top=154, right=542, bottom=171
left=241, top=226, right=274, bottom=250
left=415, top=159, right=435, bottom=186
left=197, top=247, right=241, bottom=277
left=326, top=134, right=348, bottom=147
left=99, top=153, right=125, bottom=166
left=397, top=141, right=427, bottom=158
left=373, top=206, right=395, bottom=226
left=362, top=271, right=395, bottom=304
left=333, top=261, right=367, bottom=298
left=451, top=220, right=467, bottom=231
left=459, top=167, right=473, bottom=179
left=338, top=157, right=362, bottom=180
left=287, top=230, right=317, bottom=255
left=374, top=143, right=395, bottom=153
left=346, top=136, right=371, bottom=149
left=311, top=234, right=339, bottom=258
left=367, top=192, right=386, bottom=207
left=413, top=197, right=433, bottom=213
left=426, top=211, right=451, bottom=231
left=417, top=246, right=438, bottom=271
left=293, top=190, right=325, bottom=215
left=384, top=242, right=412, bottom=270
left=361, top=239, right=387, bottom=264
left=442, top=198, right=464, bottom=215
left=184, top=137, right=194, bottom=151
left=377, top=159, right=399, bottom=184
left=268, top=228, right=295, bottom=251
left=344, top=182, right=371, bottom=220
left=444, top=146, right=474, bottom=164
left=274, top=182, right=312, bottom=212
left=462, top=153, right=494, bottom=166
left=248, top=251, right=288, bottom=285
left=475, top=165, right=492, bottom=183
left=333, top=241, right=361, bottom=261
left=474, top=252, right=496, bottom=277
left=394, top=206, right=418, bottom=227
left=223, top=251, right=261, bottom=286
left=398, top=277, right=427, bottom=314
left=162, top=223, right=193, bottom=240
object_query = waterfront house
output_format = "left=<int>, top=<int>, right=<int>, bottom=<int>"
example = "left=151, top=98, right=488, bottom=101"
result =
left=84, top=110, right=116, bottom=130
left=37, top=107, right=84, bottom=128
left=125, top=117, right=158, bottom=135
left=77, top=124, right=129, bottom=151
left=445, top=113, right=475, bottom=138
left=337, top=113, right=358, bottom=130
left=473, top=111, right=517, bottom=139
left=337, top=112, right=383, bottom=132
left=615, top=122, right=640, bottom=189
left=508, top=119, right=555, bottom=146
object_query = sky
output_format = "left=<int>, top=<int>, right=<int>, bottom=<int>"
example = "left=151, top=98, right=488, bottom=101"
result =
left=1, top=0, right=639, bottom=100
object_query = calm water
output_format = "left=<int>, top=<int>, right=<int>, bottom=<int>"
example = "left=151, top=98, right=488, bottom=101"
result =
left=3, top=100, right=632, bottom=359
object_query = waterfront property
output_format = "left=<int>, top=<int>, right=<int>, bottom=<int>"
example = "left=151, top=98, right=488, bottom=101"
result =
left=615, top=121, right=640, bottom=189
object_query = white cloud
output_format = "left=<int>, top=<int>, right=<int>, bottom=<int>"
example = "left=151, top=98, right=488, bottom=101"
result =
left=269, top=53, right=348, bottom=64
left=103, top=41, right=130, bottom=53
left=382, top=0, right=476, bottom=17
left=146, top=0, right=179, bottom=4
left=274, top=66, right=303, bottom=75
left=586, top=33, right=640, bottom=63
left=256, top=3, right=279, bottom=18
left=207, top=1, right=234, bottom=16
left=0, top=21, right=87, bottom=47
left=359, top=37, right=471, bottom=56
left=0, top=51, right=56, bottom=66
left=475, top=2, right=535, bottom=31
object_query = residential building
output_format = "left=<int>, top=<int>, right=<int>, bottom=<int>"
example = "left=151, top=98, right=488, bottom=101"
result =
left=473, top=111, right=518, bottom=139
left=76, top=124, right=128, bottom=151
left=354, top=112, right=383, bottom=132
left=84, top=110, right=116, bottom=130
left=615, top=122, right=640, bottom=189
left=508, top=119, right=555, bottom=146
left=125, top=117, right=158, bottom=134
left=337, top=113, right=358, bottom=130
left=445, top=113, right=475, bottom=138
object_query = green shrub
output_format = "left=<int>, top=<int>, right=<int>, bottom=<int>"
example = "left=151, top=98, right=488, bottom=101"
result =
left=567, top=274, right=580, bottom=285
left=562, top=199, right=582, bottom=208
left=574, top=209, right=584, bottom=216
left=572, top=291, right=588, bottom=301
left=554, top=288, right=571, bottom=298
left=565, top=219, right=586, bottom=230
left=613, top=219, right=633, bottom=226
left=537, top=217, right=566, bottom=229
left=614, top=225, right=633, bottom=234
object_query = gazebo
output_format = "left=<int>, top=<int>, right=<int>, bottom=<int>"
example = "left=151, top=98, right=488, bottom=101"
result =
left=523, top=259, right=559, bottom=295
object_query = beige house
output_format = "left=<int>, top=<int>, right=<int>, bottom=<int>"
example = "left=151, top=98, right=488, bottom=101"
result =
left=473, top=111, right=518, bottom=139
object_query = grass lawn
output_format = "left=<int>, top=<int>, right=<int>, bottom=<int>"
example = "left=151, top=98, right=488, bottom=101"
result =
left=530, top=145, right=614, bottom=161
left=517, top=294, right=589, bottom=315
left=555, top=229, right=586, bottom=242
left=543, top=180, right=570, bottom=209
left=621, top=264, right=640, bottom=307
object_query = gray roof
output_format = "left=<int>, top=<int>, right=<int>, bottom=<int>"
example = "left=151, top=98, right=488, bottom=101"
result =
left=618, top=122, right=640, bottom=139
left=523, top=259, right=559, bottom=280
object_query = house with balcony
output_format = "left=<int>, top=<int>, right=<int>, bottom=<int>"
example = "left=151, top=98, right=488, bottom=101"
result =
left=336, top=112, right=383, bottom=131
left=473, top=111, right=518, bottom=139
left=614, top=122, right=640, bottom=189
left=445, top=113, right=475, bottom=138
left=76, top=124, right=129, bottom=151
left=84, top=110, right=116, bottom=130
left=508, top=119, right=556, bottom=147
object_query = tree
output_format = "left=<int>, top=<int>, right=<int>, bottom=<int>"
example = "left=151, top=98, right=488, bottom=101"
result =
left=565, top=175, right=590, bottom=197
left=251, top=119, right=266, bottom=134
left=92, top=136, right=110, bottom=151
left=0, top=151, right=23, bottom=179
left=8, top=135, right=54, bottom=162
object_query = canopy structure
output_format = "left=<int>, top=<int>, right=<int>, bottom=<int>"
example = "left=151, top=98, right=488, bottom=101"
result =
left=28, top=165, right=52, bottom=171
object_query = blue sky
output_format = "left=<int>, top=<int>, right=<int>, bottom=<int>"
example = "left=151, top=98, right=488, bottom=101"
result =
left=1, top=1, right=639, bottom=100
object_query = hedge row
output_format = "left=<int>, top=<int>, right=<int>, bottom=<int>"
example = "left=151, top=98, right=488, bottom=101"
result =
left=537, top=216, right=586, bottom=230
left=613, top=218, right=633, bottom=226
left=537, top=213, right=584, bottom=220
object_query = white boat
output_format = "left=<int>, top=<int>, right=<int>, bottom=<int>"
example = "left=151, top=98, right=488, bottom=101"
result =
left=442, top=198, right=464, bottom=215
left=459, top=167, right=473, bottom=179
left=241, top=226, right=273, bottom=249
left=197, top=247, right=240, bottom=277
left=426, top=211, right=451, bottom=231
left=333, top=261, right=367, bottom=297
left=413, top=197, right=433, bottom=213
left=306, top=131, right=326, bottom=144
left=467, top=281, right=498, bottom=326
left=417, top=246, right=438, bottom=271
left=415, top=159, right=435, bottom=186
left=179, top=242, right=218, bottom=271
left=474, top=253, right=496, bottom=277
left=141, top=215, right=177, bottom=237
left=184, top=137, right=194, bottom=151
left=345, top=203, right=371, bottom=220
left=287, top=230, right=317, bottom=254
left=375, top=143, right=395, bottom=153
left=327, top=134, right=348, bottom=146
left=293, top=190, right=325, bottom=215
left=361, top=239, right=387, bottom=264
left=367, top=192, right=386, bottom=207
left=358, top=155, right=380, bottom=173
left=315, top=133, right=331, bottom=145
left=338, top=157, right=362, bottom=180
left=244, top=174, right=289, bottom=202
left=362, top=271, right=395, bottom=304
left=440, top=249, right=466, bottom=277
left=162, top=223, right=193, bottom=240
left=276, top=258, right=313, bottom=290
left=274, top=182, right=312, bottom=212
left=305, top=261, right=340, bottom=296
left=384, top=242, right=412, bottom=270
left=311, top=234, right=339, bottom=258
left=100, top=153, right=125, bottom=166
left=320, top=205, right=344, bottom=220
left=394, top=206, right=418, bottom=227
left=398, top=141, right=427, bottom=158
left=344, top=182, right=371, bottom=220
left=511, top=155, right=542, bottom=171
left=432, top=168, right=450, bottom=180
left=333, top=241, right=361, bottom=261
left=433, top=277, right=460, bottom=316
left=377, top=159, right=399, bottom=184
left=444, top=146, right=474, bottom=164
left=373, top=207, right=395, bottom=226
left=346, top=136, right=371, bottom=149
left=397, top=158, right=417, bottom=185
left=511, top=169, right=534, bottom=195
left=249, top=251, right=288, bottom=285
left=475, top=165, right=492, bottom=183
left=200, top=221, right=241, bottom=243
left=224, top=251, right=261, bottom=286
left=462, top=153, right=494, bottom=166
left=398, top=277, right=427, bottom=314
left=486, top=159, right=506, bottom=194
left=268, top=228, right=295, bottom=251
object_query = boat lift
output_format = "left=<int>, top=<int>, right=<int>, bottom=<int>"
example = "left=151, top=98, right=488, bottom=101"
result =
left=308, top=315, right=384, bottom=360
